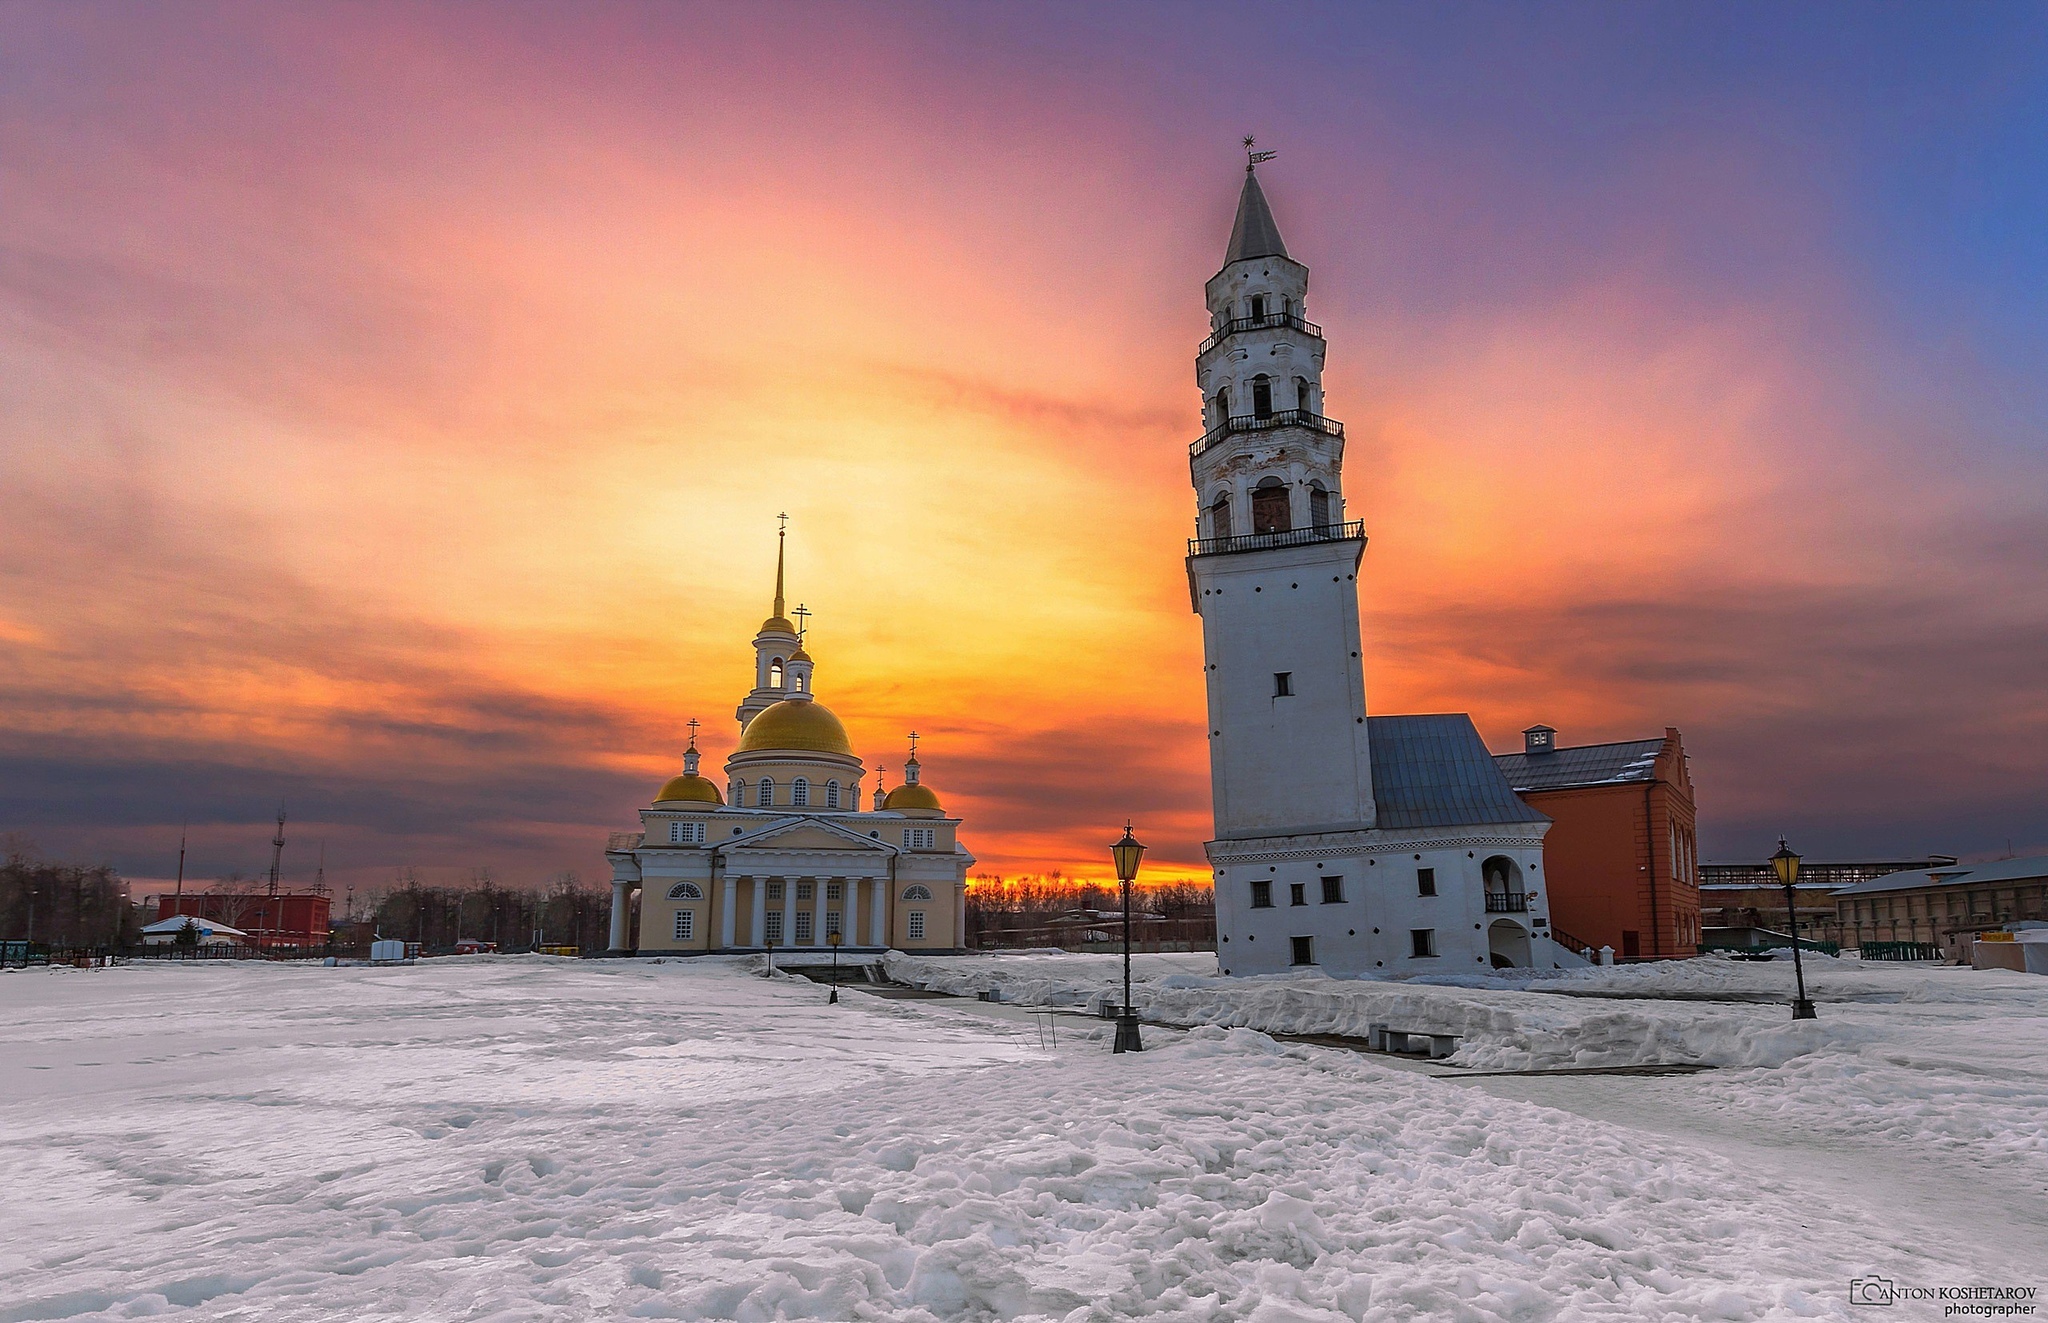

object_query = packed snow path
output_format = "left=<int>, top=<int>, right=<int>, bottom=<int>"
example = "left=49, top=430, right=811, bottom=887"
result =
left=1, top=957, right=2038, bottom=1321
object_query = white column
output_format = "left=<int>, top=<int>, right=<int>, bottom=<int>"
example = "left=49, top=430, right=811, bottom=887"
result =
left=749, top=878, right=764, bottom=947
left=843, top=876, right=859, bottom=947
left=609, top=881, right=632, bottom=952
left=720, top=876, right=737, bottom=950
left=869, top=878, right=887, bottom=947
left=781, top=877, right=794, bottom=946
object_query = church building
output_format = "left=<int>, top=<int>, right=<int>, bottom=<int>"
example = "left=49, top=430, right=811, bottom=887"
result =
left=1190, top=153, right=1578, bottom=975
left=604, top=532, right=972, bottom=955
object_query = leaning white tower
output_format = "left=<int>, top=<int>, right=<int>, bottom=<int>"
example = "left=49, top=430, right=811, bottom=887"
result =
left=1188, top=155, right=1374, bottom=839
left=1189, top=151, right=1559, bottom=979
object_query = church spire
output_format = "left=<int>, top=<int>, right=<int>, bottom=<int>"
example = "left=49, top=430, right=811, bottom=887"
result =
left=772, top=512, right=787, bottom=622
left=1224, top=139, right=1288, bottom=266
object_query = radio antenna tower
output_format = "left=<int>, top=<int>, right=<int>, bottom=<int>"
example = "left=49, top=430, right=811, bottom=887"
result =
left=174, top=822, right=187, bottom=902
left=315, top=840, right=327, bottom=896
left=268, top=803, right=286, bottom=898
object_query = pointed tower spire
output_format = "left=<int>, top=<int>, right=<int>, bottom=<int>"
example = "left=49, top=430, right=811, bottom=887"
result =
left=773, top=512, right=788, bottom=621
left=1225, top=138, right=1288, bottom=266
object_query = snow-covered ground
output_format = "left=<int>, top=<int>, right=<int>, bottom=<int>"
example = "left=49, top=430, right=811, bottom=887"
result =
left=1, top=955, right=2040, bottom=1321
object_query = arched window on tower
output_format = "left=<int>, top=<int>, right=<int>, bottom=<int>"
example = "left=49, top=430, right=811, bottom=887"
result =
left=1210, top=492, right=1233, bottom=540
left=1215, top=386, right=1230, bottom=424
left=1249, top=294, right=1266, bottom=321
left=1252, top=374, right=1273, bottom=419
left=792, top=778, right=808, bottom=807
left=1295, top=376, right=1313, bottom=413
left=758, top=778, right=775, bottom=807
left=768, top=659, right=784, bottom=689
left=1252, top=478, right=1291, bottom=534
left=826, top=780, right=841, bottom=809
left=733, top=779, right=746, bottom=805
left=1309, top=481, right=1331, bottom=528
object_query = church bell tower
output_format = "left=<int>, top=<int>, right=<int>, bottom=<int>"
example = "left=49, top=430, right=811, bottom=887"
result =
left=1188, top=151, right=1376, bottom=840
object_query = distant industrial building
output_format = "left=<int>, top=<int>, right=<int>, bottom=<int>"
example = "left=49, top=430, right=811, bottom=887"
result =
left=1493, top=726, right=1701, bottom=961
left=155, top=892, right=331, bottom=950
left=1699, top=854, right=1958, bottom=946
left=1833, top=856, right=2048, bottom=962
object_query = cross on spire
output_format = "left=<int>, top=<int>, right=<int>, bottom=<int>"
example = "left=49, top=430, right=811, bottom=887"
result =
left=771, top=514, right=788, bottom=620
left=907, top=731, right=920, bottom=760
left=793, top=603, right=810, bottom=637
left=685, top=717, right=700, bottom=749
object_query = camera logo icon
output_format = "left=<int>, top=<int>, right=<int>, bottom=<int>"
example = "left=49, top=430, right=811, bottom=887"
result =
left=1849, top=1277, right=1897, bottom=1306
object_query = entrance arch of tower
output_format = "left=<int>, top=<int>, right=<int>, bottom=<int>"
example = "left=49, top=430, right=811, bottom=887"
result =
left=1251, top=479, right=1290, bottom=534
left=1489, top=919, right=1532, bottom=969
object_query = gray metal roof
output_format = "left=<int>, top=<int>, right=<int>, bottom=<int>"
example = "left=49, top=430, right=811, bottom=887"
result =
left=1831, top=855, right=2048, bottom=897
left=1224, top=170, right=1289, bottom=265
left=1493, top=738, right=1663, bottom=792
left=1369, top=714, right=1550, bottom=830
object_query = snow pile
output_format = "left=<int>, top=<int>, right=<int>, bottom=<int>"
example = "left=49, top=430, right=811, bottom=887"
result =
left=884, top=950, right=1847, bottom=1071
left=2, top=958, right=2025, bottom=1321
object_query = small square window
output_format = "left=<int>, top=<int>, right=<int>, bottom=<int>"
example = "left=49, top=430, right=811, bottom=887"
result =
left=1321, top=876, right=1344, bottom=904
left=1250, top=880, right=1273, bottom=909
left=826, top=882, right=842, bottom=901
left=1273, top=672, right=1293, bottom=697
left=1417, top=867, right=1436, bottom=897
left=1289, top=882, right=1307, bottom=907
left=904, top=828, right=936, bottom=850
left=1411, top=928, right=1436, bottom=958
left=767, top=881, right=784, bottom=902
left=1290, top=935, right=1314, bottom=966
left=797, top=881, right=814, bottom=901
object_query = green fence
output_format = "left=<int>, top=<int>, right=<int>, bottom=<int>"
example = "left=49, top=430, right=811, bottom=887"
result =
left=1857, top=941, right=1944, bottom=962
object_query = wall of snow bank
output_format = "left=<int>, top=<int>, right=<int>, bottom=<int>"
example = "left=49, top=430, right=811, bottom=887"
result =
left=883, top=951, right=1847, bottom=1071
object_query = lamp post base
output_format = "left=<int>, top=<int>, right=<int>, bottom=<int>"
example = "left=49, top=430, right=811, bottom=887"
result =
left=829, top=987, right=839, bottom=1005
left=1791, top=999, right=1817, bottom=1020
left=1112, top=1012, right=1144, bottom=1054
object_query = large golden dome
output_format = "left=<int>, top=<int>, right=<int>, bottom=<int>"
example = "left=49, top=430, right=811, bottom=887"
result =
left=737, top=699, right=855, bottom=756
left=884, top=783, right=942, bottom=811
left=653, top=773, right=723, bottom=805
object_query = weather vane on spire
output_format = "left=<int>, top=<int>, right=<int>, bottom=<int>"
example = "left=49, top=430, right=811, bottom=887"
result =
left=793, top=603, right=810, bottom=638
left=1244, top=135, right=1276, bottom=171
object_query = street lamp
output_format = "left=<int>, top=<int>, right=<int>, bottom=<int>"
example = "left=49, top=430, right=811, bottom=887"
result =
left=1110, top=822, right=1146, bottom=1054
left=1770, top=838, right=1818, bottom=1020
left=827, top=928, right=843, bottom=1004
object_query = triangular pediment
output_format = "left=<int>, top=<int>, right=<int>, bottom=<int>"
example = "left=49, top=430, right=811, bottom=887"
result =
left=727, top=816, right=899, bottom=854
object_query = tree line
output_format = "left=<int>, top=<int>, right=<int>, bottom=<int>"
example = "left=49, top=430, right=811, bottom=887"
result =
left=965, top=872, right=1215, bottom=950
left=367, top=868, right=611, bottom=953
left=0, top=838, right=139, bottom=947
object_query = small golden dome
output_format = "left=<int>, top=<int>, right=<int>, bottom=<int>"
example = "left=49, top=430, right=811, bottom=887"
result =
left=789, top=646, right=812, bottom=662
left=738, top=699, right=855, bottom=756
left=760, top=616, right=797, bottom=635
left=884, top=782, right=942, bottom=811
left=654, top=773, right=723, bottom=805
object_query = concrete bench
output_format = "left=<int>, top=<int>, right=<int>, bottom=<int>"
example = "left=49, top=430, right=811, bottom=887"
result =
left=1369, top=1022, right=1461, bottom=1059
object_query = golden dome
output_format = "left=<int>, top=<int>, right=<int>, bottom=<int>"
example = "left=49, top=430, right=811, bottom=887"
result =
left=737, top=699, right=855, bottom=756
left=654, top=773, right=723, bottom=805
left=760, top=616, right=797, bottom=635
left=884, top=783, right=942, bottom=811
left=789, top=646, right=812, bottom=662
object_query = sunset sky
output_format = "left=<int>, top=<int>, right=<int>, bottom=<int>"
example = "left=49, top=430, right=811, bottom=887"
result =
left=3, top=3, right=2046, bottom=895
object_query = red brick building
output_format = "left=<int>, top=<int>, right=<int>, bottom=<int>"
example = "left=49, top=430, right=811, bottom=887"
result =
left=1493, top=727, right=1701, bottom=960
left=156, top=891, right=331, bottom=950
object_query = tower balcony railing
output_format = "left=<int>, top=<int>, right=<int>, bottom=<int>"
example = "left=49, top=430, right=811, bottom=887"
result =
left=1197, top=310, right=1323, bottom=356
left=1485, top=892, right=1531, bottom=913
left=1190, top=408, right=1345, bottom=457
left=1187, top=519, right=1364, bottom=558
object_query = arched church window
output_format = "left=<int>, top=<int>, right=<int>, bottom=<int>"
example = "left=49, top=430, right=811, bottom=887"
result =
left=1250, top=294, right=1267, bottom=320
left=1252, top=374, right=1273, bottom=419
left=758, top=778, right=775, bottom=807
left=769, top=659, right=784, bottom=688
left=667, top=882, right=704, bottom=900
left=1216, top=386, right=1229, bottom=421
left=902, top=885, right=933, bottom=901
left=1309, top=482, right=1330, bottom=528
left=1251, top=479, right=1291, bottom=534
left=1295, top=376, right=1313, bottom=413
left=792, top=778, right=809, bottom=807
left=795, top=672, right=807, bottom=693
left=826, top=781, right=841, bottom=809
left=1210, top=492, right=1233, bottom=540
left=733, top=779, right=746, bottom=805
